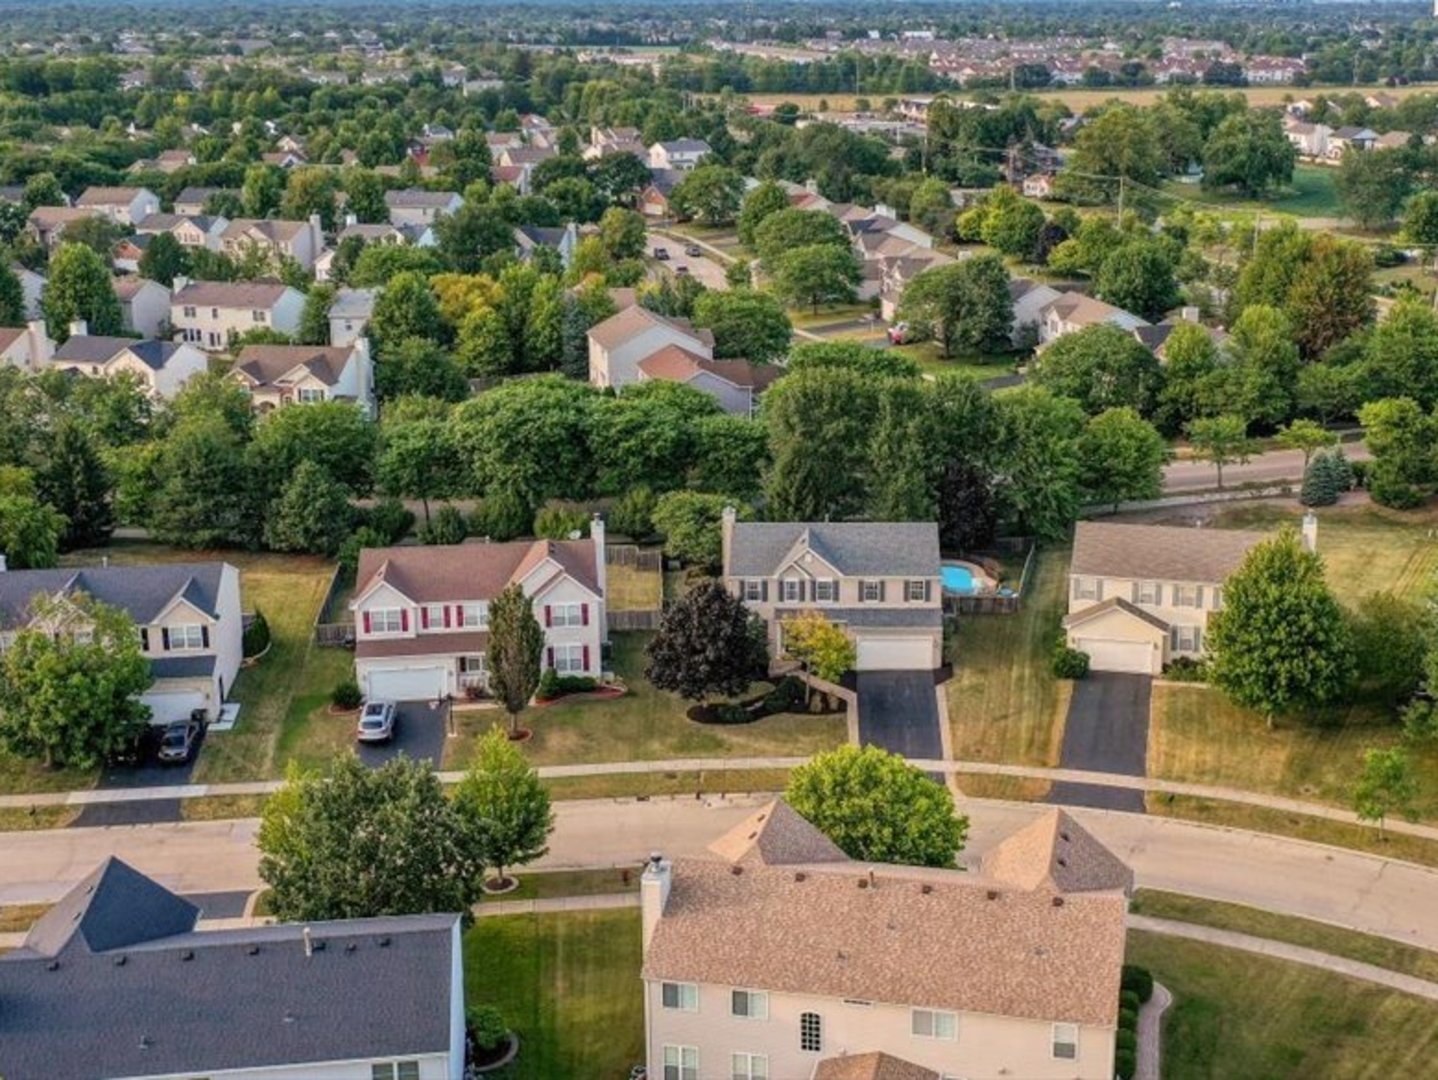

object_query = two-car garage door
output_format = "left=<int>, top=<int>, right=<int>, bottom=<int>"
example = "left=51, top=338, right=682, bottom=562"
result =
left=855, top=636, right=934, bottom=672
left=1070, top=638, right=1156, bottom=676
left=363, top=666, right=447, bottom=702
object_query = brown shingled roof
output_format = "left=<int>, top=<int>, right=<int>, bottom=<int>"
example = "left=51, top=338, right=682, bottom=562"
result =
left=981, top=809, right=1134, bottom=895
left=707, top=800, right=849, bottom=867
left=588, top=304, right=709, bottom=352
left=1071, top=521, right=1267, bottom=585
left=813, top=1053, right=938, bottom=1080
left=172, top=280, right=294, bottom=308
left=353, top=539, right=601, bottom=608
left=234, top=344, right=353, bottom=388
left=1061, top=595, right=1170, bottom=634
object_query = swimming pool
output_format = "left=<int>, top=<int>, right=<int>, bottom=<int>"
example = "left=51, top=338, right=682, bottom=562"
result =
left=941, top=564, right=978, bottom=595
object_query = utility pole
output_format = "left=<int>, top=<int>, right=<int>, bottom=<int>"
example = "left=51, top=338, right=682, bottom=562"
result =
left=1117, top=174, right=1125, bottom=220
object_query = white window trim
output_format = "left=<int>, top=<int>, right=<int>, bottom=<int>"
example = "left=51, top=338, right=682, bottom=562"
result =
left=731, top=1051, right=768, bottom=1080
left=660, top=981, right=698, bottom=1012
left=780, top=579, right=803, bottom=603
left=424, top=604, right=446, bottom=629
left=460, top=602, right=489, bottom=629
left=743, top=580, right=763, bottom=601
left=1075, top=576, right=1098, bottom=600
left=369, top=607, right=403, bottom=634
left=911, top=1007, right=958, bottom=1040
left=459, top=654, right=486, bottom=674
left=1138, top=580, right=1159, bottom=605
left=170, top=624, right=206, bottom=650
left=905, top=579, right=926, bottom=602
left=663, top=1044, right=698, bottom=1080
left=730, top=988, right=769, bottom=1020
left=550, top=602, right=583, bottom=628
left=813, top=579, right=837, bottom=602
left=1052, top=1022, right=1079, bottom=1060
left=553, top=643, right=585, bottom=674
left=860, top=581, right=882, bottom=602
left=1176, top=584, right=1199, bottom=608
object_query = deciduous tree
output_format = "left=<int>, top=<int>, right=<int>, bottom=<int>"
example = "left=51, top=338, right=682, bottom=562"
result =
left=1032, top=324, right=1163, bottom=417
left=1185, top=414, right=1253, bottom=490
left=1077, top=407, right=1167, bottom=512
left=645, top=579, right=768, bottom=703
left=42, top=243, right=122, bottom=339
left=487, top=582, right=545, bottom=738
left=1353, top=747, right=1418, bottom=837
left=453, top=727, right=554, bottom=889
left=897, top=255, right=1013, bottom=358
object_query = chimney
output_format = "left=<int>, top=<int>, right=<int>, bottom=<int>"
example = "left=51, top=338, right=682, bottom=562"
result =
left=68, top=318, right=88, bottom=339
left=1180, top=305, right=1201, bottom=323
left=302, top=926, right=313, bottom=957
left=591, top=512, right=608, bottom=641
left=720, top=505, right=737, bottom=577
left=0, top=554, right=8, bottom=572
left=640, top=852, right=671, bottom=951
left=25, top=319, right=52, bottom=369
left=344, top=211, right=357, bottom=228
left=1301, top=512, right=1318, bottom=553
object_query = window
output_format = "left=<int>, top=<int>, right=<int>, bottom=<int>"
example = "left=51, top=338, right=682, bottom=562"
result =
left=1175, top=625, right=1201, bottom=653
left=369, top=608, right=403, bottom=634
left=169, top=624, right=206, bottom=650
left=371, top=1064, right=420, bottom=1080
left=550, top=602, right=583, bottom=627
left=731, top=1052, right=768, bottom=1080
left=460, top=603, right=489, bottom=628
left=424, top=604, right=446, bottom=629
left=661, top=981, right=698, bottom=1010
left=731, top=989, right=769, bottom=1020
left=459, top=655, right=486, bottom=675
left=743, top=580, right=764, bottom=602
left=905, top=580, right=927, bottom=602
left=1074, top=576, right=1098, bottom=600
left=912, top=1008, right=958, bottom=1040
left=1052, top=1023, right=1079, bottom=1060
left=1175, top=584, right=1198, bottom=607
left=860, top=581, right=882, bottom=602
left=553, top=643, right=585, bottom=674
left=1212, top=586, right=1224, bottom=610
left=663, top=1045, right=698, bottom=1080
left=182, top=305, right=196, bottom=318
left=799, top=1012, right=822, bottom=1053
left=251, top=309, right=268, bottom=323
left=182, top=327, right=202, bottom=343
left=780, top=579, right=802, bottom=603
left=1138, top=580, right=1159, bottom=605
left=812, top=579, right=837, bottom=602
left=296, top=387, right=325, bottom=403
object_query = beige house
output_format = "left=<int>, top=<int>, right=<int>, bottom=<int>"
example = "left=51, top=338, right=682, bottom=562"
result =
left=0, top=322, right=53, bottom=370
left=722, top=513, right=943, bottom=671
left=171, top=278, right=305, bottom=350
left=1038, top=293, right=1149, bottom=346
left=74, top=185, right=161, bottom=225
left=329, top=286, right=377, bottom=347
left=220, top=216, right=324, bottom=270
left=231, top=340, right=375, bottom=416
left=384, top=189, right=462, bottom=228
left=1062, top=519, right=1292, bottom=675
left=27, top=206, right=104, bottom=250
left=642, top=800, right=1131, bottom=1080
left=136, top=211, right=229, bottom=251
left=51, top=329, right=208, bottom=400
left=647, top=138, right=711, bottom=171
left=587, top=304, right=716, bottom=390
left=112, top=276, right=171, bottom=338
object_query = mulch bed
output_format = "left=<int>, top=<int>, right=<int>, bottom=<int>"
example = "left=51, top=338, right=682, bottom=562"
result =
left=533, top=686, right=627, bottom=707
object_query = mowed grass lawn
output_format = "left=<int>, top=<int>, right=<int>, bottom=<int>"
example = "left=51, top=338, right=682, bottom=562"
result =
left=463, top=910, right=644, bottom=1080
left=891, top=341, right=1020, bottom=383
left=1160, top=163, right=1342, bottom=219
left=948, top=548, right=1071, bottom=769
left=1127, top=931, right=1438, bottom=1079
left=444, top=632, right=847, bottom=770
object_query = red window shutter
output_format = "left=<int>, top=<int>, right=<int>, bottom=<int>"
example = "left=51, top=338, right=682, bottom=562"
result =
left=362, top=612, right=371, bottom=634
left=546, top=646, right=555, bottom=669
left=420, top=607, right=430, bottom=629
left=444, top=605, right=452, bottom=628
left=544, top=605, right=552, bottom=627
left=582, top=645, right=590, bottom=670
left=400, top=609, right=409, bottom=632
left=581, top=603, right=589, bottom=626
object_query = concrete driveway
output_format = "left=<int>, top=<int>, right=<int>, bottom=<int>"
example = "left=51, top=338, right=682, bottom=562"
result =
left=854, top=671, right=944, bottom=761
left=1048, top=673, right=1151, bottom=813
left=72, top=724, right=210, bottom=827
left=355, top=701, right=448, bottom=768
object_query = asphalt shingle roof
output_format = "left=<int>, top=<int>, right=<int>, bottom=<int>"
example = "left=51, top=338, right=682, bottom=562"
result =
left=728, top=522, right=940, bottom=578
left=0, top=562, right=227, bottom=629
left=1070, top=521, right=1267, bottom=584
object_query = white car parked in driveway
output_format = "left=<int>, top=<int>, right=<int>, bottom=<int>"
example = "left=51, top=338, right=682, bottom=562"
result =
left=356, top=700, right=397, bottom=743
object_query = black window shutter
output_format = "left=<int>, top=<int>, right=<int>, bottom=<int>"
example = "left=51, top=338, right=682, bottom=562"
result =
left=879, top=581, right=887, bottom=602
left=761, top=580, right=768, bottom=601
left=201, top=625, right=210, bottom=648
left=857, top=581, right=866, bottom=603
left=161, top=628, right=171, bottom=651
left=140, top=628, right=150, bottom=651
left=924, top=580, right=931, bottom=602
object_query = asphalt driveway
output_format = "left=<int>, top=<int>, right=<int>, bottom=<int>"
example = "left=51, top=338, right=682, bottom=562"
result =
left=1048, top=673, right=1151, bottom=813
left=855, top=671, right=944, bottom=761
left=71, top=724, right=209, bottom=827
left=355, top=701, right=448, bottom=768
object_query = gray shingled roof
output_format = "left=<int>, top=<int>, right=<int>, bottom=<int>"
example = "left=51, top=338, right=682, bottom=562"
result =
left=1070, top=521, right=1267, bottom=584
left=0, top=859, right=459, bottom=1080
left=0, top=563, right=227, bottom=628
left=330, top=286, right=377, bottom=319
left=728, top=522, right=939, bottom=578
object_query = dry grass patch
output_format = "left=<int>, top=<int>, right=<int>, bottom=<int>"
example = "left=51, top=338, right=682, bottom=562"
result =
left=0, top=904, right=50, bottom=933
left=605, top=558, right=663, bottom=612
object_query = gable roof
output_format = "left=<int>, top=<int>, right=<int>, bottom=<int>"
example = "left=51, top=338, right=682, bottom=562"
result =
left=1044, top=291, right=1150, bottom=330
left=707, top=800, right=850, bottom=867
left=384, top=188, right=460, bottom=209
left=174, top=185, right=231, bottom=207
left=330, top=286, right=378, bottom=319
left=814, top=1053, right=939, bottom=1080
left=981, top=809, right=1135, bottom=894
left=588, top=303, right=710, bottom=352
left=353, top=538, right=600, bottom=608
left=75, top=185, right=152, bottom=207
left=1062, top=595, right=1171, bottom=634
left=728, top=522, right=939, bottom=578
left=1070, top=521, right=1266, bottom=584
left=235, top=344, right=355, bottom=387
left=221, top=217, right=310, bottom=244
left=638, top=347, right=784, bottom=392
left=0, top=859, right=458, bottom=1080
left=53, top=336, right=186, bottom=371
left=0, top=562, right=229, bottom=629
left=112, top=276, right=166, bottom=301
left=173, top=280, right=295, bottom=308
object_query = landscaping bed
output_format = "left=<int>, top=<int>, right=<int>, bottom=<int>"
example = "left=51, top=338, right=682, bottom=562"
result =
left=686, top=675, right=841, bottom=725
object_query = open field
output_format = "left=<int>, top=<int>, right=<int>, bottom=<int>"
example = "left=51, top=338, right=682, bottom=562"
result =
left=1160, top=162, right=1342, bottom=218
left=948, top=548, right=1071, bottom=768
left=1127, top=930, right=1438, bottom=1079
left=463, top=910, right=644, bottom=1079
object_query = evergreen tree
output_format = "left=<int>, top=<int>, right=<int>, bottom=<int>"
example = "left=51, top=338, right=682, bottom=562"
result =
left=38, top=421, right=114, bottom=550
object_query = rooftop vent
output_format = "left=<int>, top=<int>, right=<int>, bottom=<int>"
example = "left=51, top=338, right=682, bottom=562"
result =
left=1052, top=896, right=1065, bottom=908
left=986, top=890, right=999, bottom=901
left=114, top=955, right=127, bottom=967
left=857, top=878, right=869, bottom=889
left=377, top=936, right=391, bottom=947
left=730, top=865, right=744, bottom=876
left=247, top=945, right=260, bottom=956
left=920, top=884, right=933, bottom=895
left=45, top=960, right=59, bottom=972
left=138, top=1035, right=151, bottom=1050
left=794, top=872, right=807, bottom=882
left=179, top=950, right=194, bottom=962
left=1060, top=831, right=1071, bottom=843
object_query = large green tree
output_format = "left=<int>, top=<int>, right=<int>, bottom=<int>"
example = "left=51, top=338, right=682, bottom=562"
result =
left=1093, top=239, right=1181, bottom=322
left=691, top=288, right=791, bottom=363
left=764, top=366, right=878, bottom=520
left=42, top=243, right=122, bottom=339
left=1334, top=148, right=1412, bottom=231
left=669, top=165, right=744, bottom=226
left=450, top=375, right=597, bottom=504
left=136, top=231, right=189, bottom=287
left=1032, top=324, right=1163, bottom=417
left=992, top=386, right=1085, bottom=540
left=737, top=180, right=791, bottom=246
left=262, top=460, right=354, bottom=556
left=1077, top=407, right=1167, bottom=512
left=38, top=420, right=113, bottom=550
left=453, top=727, right=554, bottom=889
left=769, top=244, right=861, bottom=314
left=1184, top=414, right=1254, bottom=490
left=897, top=254, right=1013, bottom=358
left=1201, top=110, right=1296, bottom=197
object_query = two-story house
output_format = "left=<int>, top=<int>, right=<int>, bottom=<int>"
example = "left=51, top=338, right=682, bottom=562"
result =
left=171, top=278, right=306, bottom=350
left=136, top=211, right=229, bottom=251
left=647, top=139, right=712, bottom=171
left=0, top=857, right=465, bottom=1080
left=1037, top=292, right=1150, bottom=347
left=722, top=513, right=943, bottom=672
left=220, top=215, right=324, bottom=270
left=636, top=350, right=783, bottom=418
left=0, top=561, right=242, bottom=723
left=174, top=186, right=236, bottom=215
left=112, top=275, right=171, bottom=337
left=384, top=189, right=463, bottom=228
left=330, top=286, right=377, bottom=347
left=231, top=340, right=375, bottom=416
left=514, top=222, right=580, bottom=269
left=642, top=800, right=1131, bottom=1080
left=26, top=206, right=104, bottom=250
left=51, top=325, right=208, bottom=400
left=349, top=524, right=608, bottom=702
left=74, top=185, right=161, bottom=225
left=0, top=321, right=53, bottom=370
left=588, top=303, right=716, bottom=390
left=1062, top=519, right=1286, bottom=675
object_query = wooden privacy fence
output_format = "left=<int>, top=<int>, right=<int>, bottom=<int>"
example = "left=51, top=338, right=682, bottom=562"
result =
left=313, top=564, right=355, bottom=648
left=607, top=609, right=664, bottom=632
left=605, top=544, right=663, bottom=571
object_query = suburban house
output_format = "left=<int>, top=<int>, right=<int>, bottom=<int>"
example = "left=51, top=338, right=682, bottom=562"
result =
left=639, top=169, right=684, bottom=217
left=637, top=349, right=783, bottom=417
left=315, top=222, right=436, bottom=281
left=588, top=303, right=717, bottom=390
left=878, top=249, right=954, bottom=322
left=585, top=125, right=646, bottom=161
left=26, top=206, right=103, bottom=249
left=231, top=340, right=376, bottom=415
left=722, top=514, right=944, bottom=672
left=384, top=188, right=463, bottom=228
left=1038, top=292, right=1150, bottom=346
left=0, top=858, right=465, bottom=1080
left=1283, top=119, right=1332, bottom=159
left=1010, top=278, right=1063, bottom=348
left=113, top=275, right=171, bottom=337
left=514, top=222, right=580, bottom=268
left=112, top=233, right=152, bottom=275
left=648, top=138, right=712, bottom=171
left=350, top=525, right=608, bottom=701
left=0, top=560, right=242, bottom=723
left=220, top=215, right=325, bottom=270
left=171, top=278, right=306, bottom=350
left=0, top=321, right=53, bottom=370
left=1326, top=126, right=1378, bottom=159
left=15, top=265, right=45, bottom=318
left=642, top=800, right=1131, bottom=1080
left=174, top=186, right=234, bottom=215
left=51, top=327, right=208, bottom=399
left=74, top=185, right=161, bottom=225
left=330, top=286, right=377, bottom=347
left=1061, top=519, right=1290, bottom=675
left=136, top=211, right=229, bottom=251
left=261, top=149, right=308, bottom=169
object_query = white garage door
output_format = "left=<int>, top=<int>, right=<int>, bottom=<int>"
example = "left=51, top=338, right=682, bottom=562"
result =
left=364, top=666, right=447, bottom=702
left=143, top=690, right=208, bottom=725
left=1074, top=638, right=1154, bottom=676
left=855, top=636, right=933, bottom=671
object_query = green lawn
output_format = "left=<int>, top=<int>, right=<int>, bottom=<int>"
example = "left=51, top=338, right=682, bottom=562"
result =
left=444, top=632, right=846, bottom=770
left=948, top=548, right=1071, bottom=768
left=1131, top=889, right=1438, bottom=983
left=890, top=341, right=1020, bottom=383
left=605, top=557, right=663, bottom=612
left=464, top=910, right=644, bottom=1079
left=479, top=867, right=640, bottom=903
left=1158, top=163, right=1343, bottom=219
left=1127, top=931, right=1438, bottom=1079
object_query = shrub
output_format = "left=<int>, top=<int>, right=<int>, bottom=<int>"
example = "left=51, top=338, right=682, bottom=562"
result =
left=1368, top=462, right=1424, bottom=509
left=762, top=676, right=806, bottom=715
left=1052, top=643, right=1090, bottom=680
left=557, top=674, right=597, bottom=694
left=420, top=504, right=468, bottom=545
left=1300, top=449, right=1348, bottom=507
left=331, top=678, right=362, bottom=710
left=1115, top=1048, right=1137, bottom=1080
left=533, top=505, right=589, bottom=540
left=1120, top=988, right=1142, bottom=1013
left=610, top=486, right=658, bottom=539
left=1372, top=243, right=1406, bottom=269
left=243, top=609, right=271, bottom=658
left=1116, top=1028, right=1138, bottom=1054
left=471, top=488, right=533, bottom=542
left=1348, top=458, right=1368, bottom=488
left=366, top=496, right=415, bottom=543
left=466, top=1004, right=509, bottom=1052
left=1163, top=656, right=1210, bottom=682
left=1402, top=698, right=1438, bottom=743
left=537, top=667, right=561, bottom=700
left=1119, top=1006, right=1139, bottom=1030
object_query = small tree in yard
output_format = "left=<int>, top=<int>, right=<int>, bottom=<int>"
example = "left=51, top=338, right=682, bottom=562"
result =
left=1300, top=448, right=1351, bottom=508
left=1185, top=414, right=1254, bottom=490
left=258, top=756, right=482, bottom=921
left=1208, top=529, right=1355, bottom=728
left=781, top=610, right=856, bottom=706
left=1275, top=419, right=1336, bottom=472
left=0, top=594, right=152, bottom=769
left=453, top=727, right=555, bottom=890
left=786, top=745, right=968, bottom=867
left=1353, top=747, right=1418, bottom=838
left=487, top=583, right=544, bottom=738
left=646, top=580, right=768, bottom=705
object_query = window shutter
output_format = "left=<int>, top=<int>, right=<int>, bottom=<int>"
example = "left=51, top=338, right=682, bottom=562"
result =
left=760, top=580, right=768, bottom=602
left=1196, top=586, right=1205, bottom=608
left=444, top=605, right=453, bottom=628
left=544, top=605, right=553, bottom=627
left=923, top=580, right=932, bottom=602
left=201, top=625, right=210, bottom=648
left=1096, top=578, right=1105, bottom=601
left=1195, top=626, right=1203, bottom=651
left=1169, top=626, right=1179, bottom=649
left=857, top=581, right=866, bottom=603
left=362, top=612, right=371, bottom=634
left=139, top=627, right=150, bottom=651
left=161, top=627, right=171, bottom=651
left=546, top=646, right=555, bottom=669
left=582, top=645, right=590, bottom=670
left=1172, top=584, right=1180, bottom=606
left=879, top=581, right=886, bottom=602
left=400, top=609, right=409, bottom=632
left=421, top=607, right=430, bottom=629
left=1130, top=581, right=1138, bottom=602
left=581, top=603, right=589, bottom=626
